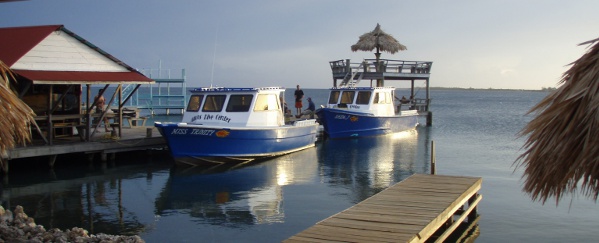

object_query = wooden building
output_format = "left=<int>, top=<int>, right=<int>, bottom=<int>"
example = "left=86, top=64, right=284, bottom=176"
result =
left=0, top=25, right=154, bottom=145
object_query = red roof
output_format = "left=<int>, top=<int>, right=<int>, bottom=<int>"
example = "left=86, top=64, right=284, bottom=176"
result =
left=0, top=25, right=153, bottom=84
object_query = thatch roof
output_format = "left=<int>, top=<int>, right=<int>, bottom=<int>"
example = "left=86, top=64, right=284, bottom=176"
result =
left=351, top=23, right=407, bottom=55
left=516, top=37, right=599, bottom=205
left=0, top=60, right=35, bottom=157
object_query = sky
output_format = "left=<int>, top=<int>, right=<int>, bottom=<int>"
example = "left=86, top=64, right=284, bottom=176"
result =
left=1, top=0, right=598, bottom=90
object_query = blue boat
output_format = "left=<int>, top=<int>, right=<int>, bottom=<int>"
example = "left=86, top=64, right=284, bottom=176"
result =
left=155, top=87, right=319, bottom=166
left=316, top=86, right=419, bottom=138
left=316, top=59, right=433, bottom=139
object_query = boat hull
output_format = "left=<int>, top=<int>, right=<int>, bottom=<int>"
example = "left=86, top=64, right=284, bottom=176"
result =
left=155, top=122, right=319, bottom=165
left=316, top=108, right=418, bottom=139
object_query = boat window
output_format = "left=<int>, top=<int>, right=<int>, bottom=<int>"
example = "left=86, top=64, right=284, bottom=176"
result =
left=356, top=91, right=372, bottom=105
left=374, top=92, right=387, bottom=104
left=226, top=95, right=253, bottom=112
left=384, top=92, right=392, bottom=104
left=186, top=95, right=203, bottom=112
left=328, top=91, right=340, bottom=104
left=254, top=94, right=280, bottom=111
left=202, top=95, right=226, bottom=112
left=374, top=92, right=391, bottom=104
left=340, top=91, right=355, bottom=104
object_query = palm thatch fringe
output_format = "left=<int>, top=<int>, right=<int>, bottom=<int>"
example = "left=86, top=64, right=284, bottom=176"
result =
left=515, top=37, right=599, bottom=205
left=0, top=60, right=36, bottom=161
left=351, top=23, right=407, bottom=54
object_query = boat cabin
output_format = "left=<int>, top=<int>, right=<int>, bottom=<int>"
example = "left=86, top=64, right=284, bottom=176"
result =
left=182, top=87, right=286, bottom=127
left=324, top=87, right=398, bottom=116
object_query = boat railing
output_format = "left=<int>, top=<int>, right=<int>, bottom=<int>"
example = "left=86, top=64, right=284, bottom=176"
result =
left=330, top=59, right=433, bottom=74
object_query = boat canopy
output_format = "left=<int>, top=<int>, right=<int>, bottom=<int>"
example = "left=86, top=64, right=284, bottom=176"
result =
left=182, top=87, right=286, bottom=127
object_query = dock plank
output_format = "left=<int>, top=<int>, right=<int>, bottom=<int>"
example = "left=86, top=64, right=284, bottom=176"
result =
left=284, top=174, right=482, bottom=243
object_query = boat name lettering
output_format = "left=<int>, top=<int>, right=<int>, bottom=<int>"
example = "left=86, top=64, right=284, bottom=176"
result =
left=197, top=114, right=231, bottom=123
left=190, top=115, right=201, bottom=122
left=190, top=129, right=215, bottom=136
left=334, top=114, right=348, bottom=120
left=215, top=114, right=231, bottom=123
left=171, top=129, right=188, bottom=135
left=191, top=114, right=231, bottom=123
left=349, top=104, right=360, bottom=109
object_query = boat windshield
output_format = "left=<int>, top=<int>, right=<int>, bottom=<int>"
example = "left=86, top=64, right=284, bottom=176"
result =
left=356, top=91, right=372, bottom=105
left=328, top=91, right=340, bottom=104
left=226, top=95, right=253, bottom=112
left=202, top=95, right=227, bottom=112
left=186, top=95, right=204, bottom=112
left=340, top=91, right=355, bottom=104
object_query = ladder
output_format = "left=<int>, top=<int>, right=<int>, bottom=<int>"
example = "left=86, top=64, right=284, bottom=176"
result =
left=339, top=61, right=365, bottom=87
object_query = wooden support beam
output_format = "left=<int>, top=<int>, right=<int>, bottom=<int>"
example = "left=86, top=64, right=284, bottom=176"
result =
left=48, top=155, right=58, bottom=169
left=0, top=159, right=8, bottom=174
left=427, top=111, right=433, bottom=126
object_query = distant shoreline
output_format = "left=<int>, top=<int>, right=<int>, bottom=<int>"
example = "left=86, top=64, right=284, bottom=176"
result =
left=298, top=87, right=556, bottom=92
left=427, top=87, right=556, bottom=92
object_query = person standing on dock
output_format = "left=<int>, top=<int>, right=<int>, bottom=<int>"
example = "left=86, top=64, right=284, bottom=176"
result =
left=294, top=85, right=304, bottom=117
left=94, top=89, right=111, bottom=132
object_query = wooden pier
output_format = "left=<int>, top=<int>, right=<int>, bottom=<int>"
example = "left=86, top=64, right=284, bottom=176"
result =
left=285, top=174, right=482, bottom=243
left=1, top=126, right=166, bottom=173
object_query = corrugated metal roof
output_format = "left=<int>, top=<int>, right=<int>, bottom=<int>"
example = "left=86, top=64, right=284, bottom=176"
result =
left=0, top=25, right=153, bottom=84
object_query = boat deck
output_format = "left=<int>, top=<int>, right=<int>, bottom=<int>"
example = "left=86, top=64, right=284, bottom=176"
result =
left=284, top=174, right=482, bottom=242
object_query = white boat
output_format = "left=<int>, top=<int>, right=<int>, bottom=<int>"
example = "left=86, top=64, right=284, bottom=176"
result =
left=155, top=87, right=319, bottom=166
left=316, top=59, right=432, bottom=139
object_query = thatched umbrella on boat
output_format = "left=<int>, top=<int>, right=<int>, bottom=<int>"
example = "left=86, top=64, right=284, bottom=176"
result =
left=351, top=23, right=407, bottom=86
left=0, top=60, right=36, bottom=170
left=515, top=37, right=599, bottom=205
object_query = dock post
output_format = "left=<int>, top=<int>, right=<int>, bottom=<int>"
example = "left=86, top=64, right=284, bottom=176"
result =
left=87, top=154, right=94, bottom=168
left=431, top=140, right=436, bottom=175
left=100, top=152, right=108, bottom=163
left=427, top=111, right=433, bottom=126
left=48, top=155, right=57, bottom=169
left=146, top=128, right=153, bottom=138
left=0, top=159, right=8, bottom=174
left=468, top=195, right=478, bottom=222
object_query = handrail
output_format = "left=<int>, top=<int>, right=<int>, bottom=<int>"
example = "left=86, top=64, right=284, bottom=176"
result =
left=331, top=59, right=433, bottom=74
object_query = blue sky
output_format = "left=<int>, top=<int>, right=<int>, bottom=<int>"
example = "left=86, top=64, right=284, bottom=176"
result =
left=1, top=0, right=598, bottom=90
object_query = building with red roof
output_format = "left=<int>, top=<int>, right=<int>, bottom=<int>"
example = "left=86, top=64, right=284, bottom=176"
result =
left=0, top=24, right=154, bottom=144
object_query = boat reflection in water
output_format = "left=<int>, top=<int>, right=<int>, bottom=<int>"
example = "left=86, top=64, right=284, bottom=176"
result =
left=0, top=159, right=173, bottom=236
left=154, top=146, right=318, bottom=226
left=317, top=129, right=425, bottom=201
left=0, top=127, right=433, bottom=241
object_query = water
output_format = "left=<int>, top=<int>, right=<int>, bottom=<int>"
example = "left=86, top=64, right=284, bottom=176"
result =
left=2, top=89, right=599, bottom=242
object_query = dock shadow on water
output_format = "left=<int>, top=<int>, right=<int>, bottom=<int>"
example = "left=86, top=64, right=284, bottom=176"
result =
left=0, top=126, right=480, bottom=242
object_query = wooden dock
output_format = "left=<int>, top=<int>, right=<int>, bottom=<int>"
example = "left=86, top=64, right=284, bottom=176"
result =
left=285, top=174, right=482, bottom=243
left=1, top=126, right=166, bottom=173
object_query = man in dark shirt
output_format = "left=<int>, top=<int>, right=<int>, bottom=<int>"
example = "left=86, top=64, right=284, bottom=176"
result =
left=294, top=85, right=304, bottom=116
left=302, top=97, right=316, bottom=118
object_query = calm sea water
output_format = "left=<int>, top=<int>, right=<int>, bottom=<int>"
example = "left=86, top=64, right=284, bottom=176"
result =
left=2, top=89, right=598, bottom=242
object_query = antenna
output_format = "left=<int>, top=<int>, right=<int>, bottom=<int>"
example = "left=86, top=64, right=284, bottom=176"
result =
left=210, top=25, right=218, bottom=88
